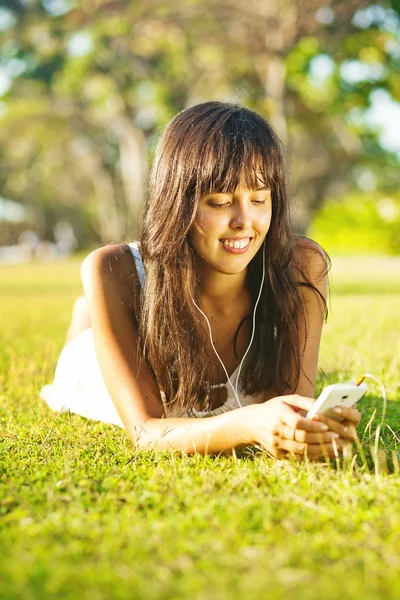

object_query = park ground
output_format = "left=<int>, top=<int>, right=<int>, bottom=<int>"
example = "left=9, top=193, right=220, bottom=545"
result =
left=0, top=254, right=400, bottom=600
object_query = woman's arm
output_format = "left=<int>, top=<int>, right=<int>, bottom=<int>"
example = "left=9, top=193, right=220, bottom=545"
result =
left=81, top=243, right=341, bottom=459
left=81, top=244, right=255, bottom=455
left=81, top=244, right=164, bottom=430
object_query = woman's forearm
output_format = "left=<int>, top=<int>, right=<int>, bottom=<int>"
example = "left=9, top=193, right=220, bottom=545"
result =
left=131, top=406, right=257, bottom=456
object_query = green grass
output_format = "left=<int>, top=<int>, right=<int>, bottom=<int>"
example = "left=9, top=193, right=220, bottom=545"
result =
left=1, top=255, right=400, bottom=600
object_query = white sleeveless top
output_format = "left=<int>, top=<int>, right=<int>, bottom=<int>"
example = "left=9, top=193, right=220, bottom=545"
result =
left=128, top=242, right=257, bottom=418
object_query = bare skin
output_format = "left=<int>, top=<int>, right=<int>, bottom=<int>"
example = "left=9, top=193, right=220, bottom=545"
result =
left=67, top=246, right=360, bottom=458
left=66, top=185, right=361, bottom=459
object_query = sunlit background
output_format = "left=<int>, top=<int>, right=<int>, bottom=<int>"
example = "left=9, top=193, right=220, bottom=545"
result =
left=0, top=0, right=399, bottom=262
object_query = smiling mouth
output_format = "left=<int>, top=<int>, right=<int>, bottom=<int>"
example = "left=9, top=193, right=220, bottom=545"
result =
left=219, top=237, right=252, bottom=251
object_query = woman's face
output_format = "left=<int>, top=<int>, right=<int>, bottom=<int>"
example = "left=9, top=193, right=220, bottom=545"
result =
left=189, top=183, right=272, bottom=276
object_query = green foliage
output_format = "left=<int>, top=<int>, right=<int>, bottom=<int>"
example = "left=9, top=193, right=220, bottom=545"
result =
left=0, top=1, right=399, bottom=245
left=0, top=256, right=400, bottom=599
left=309, top=193, right=400, bottom=255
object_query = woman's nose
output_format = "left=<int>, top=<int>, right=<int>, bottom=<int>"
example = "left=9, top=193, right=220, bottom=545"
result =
left=230, top=204, right=252, bottom=230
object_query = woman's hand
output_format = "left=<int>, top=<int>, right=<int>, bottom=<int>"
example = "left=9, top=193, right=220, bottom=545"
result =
left=311, top=405, right=361, bottom=445
left=246, top=394, right=356, bottom=460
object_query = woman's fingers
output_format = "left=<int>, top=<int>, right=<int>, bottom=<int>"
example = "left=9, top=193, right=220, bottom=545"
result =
left=307, top=439, right=349, bottom=459
left=313, top=413, right=358, bottom=440
left=277, top=402, right=329, bottom=434
left=279, top=425, right=340, bottom=445
left=259, top=396, right=358, bottom=460
left=279, top=395, right=361, bottom=430
left=278, top=438, right=348, bottom=460
left=332, top=405, right=361, bottom=426
left=280, top=394, right=316, bottom=413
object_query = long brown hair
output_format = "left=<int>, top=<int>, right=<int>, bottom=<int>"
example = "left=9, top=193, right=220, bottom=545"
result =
left=139, top=101, right=327, bottom=416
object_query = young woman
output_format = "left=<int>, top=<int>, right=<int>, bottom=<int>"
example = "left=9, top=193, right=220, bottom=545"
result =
left=40, top=101, right=361, bottom=459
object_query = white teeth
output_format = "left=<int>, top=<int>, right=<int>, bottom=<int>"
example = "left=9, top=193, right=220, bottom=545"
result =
left=221, top=238, right=250, bottom=249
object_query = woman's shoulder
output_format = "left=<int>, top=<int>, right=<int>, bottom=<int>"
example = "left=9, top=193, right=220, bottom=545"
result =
left=292, top=235, right=330, bottom=288
left=294, top=235, right=328, bottom=261
left=80, top=243, right=141, bottom=308
left=293, top=235, right=330, bottom=274
left=81, top=242, right=138, bottom=274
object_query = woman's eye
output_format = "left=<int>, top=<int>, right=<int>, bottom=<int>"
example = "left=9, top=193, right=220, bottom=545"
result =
left=252, top=199, right=266, bottom=205
left=209, top=202, right=229, bottom=208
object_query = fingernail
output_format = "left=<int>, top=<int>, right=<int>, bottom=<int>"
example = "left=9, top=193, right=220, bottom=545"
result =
left=334, top=407, right=342, bottom=414
left=331, top=433, right=340, bottom=439
left=320, top=425, right=329, bottom=431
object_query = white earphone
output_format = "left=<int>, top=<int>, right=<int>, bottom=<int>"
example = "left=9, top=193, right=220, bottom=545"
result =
left=191, top=242, right=266, bottom=407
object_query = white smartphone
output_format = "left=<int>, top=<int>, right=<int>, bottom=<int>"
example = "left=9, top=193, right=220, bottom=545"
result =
left=306, top=382, right=368, bottom=422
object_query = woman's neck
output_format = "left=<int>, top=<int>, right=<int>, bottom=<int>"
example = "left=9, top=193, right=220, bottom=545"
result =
left=197, top=267, right=249, bottom=318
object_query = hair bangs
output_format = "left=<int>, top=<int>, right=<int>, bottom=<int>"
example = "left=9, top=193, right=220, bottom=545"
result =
left=190, top=110, right=280, bottom=199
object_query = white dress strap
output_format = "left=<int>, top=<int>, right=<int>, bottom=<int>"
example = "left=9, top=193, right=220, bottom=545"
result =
left=128, top=242, right=146, bottom=289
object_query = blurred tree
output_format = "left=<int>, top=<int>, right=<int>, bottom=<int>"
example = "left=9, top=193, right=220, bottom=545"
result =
left=205, top=0, right=400, bottom=228
left=0, top=0, right=399, bottom=243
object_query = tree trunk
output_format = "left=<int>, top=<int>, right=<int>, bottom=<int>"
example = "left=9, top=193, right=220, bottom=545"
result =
left=264, top=53, right=287, bottom=141
left=85, top=150, right=125, bottom=243
left=257, top=0, right=297, bottom=141
left=113, top=116, right=148, bottom=240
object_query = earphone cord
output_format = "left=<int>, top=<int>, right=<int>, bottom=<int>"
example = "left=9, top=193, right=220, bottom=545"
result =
left=191, top=246, right=266, bottom=408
